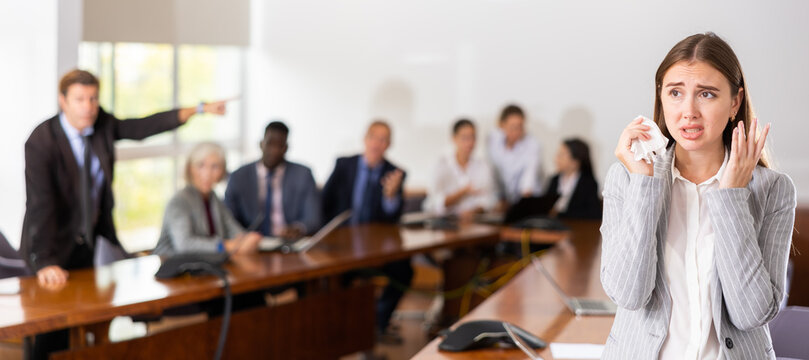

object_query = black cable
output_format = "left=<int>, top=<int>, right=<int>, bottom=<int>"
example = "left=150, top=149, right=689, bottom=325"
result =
left=179, top=262, right=231, bottom=360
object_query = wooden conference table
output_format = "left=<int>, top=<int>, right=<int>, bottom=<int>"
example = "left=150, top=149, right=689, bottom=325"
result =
left=0, top=223, right=500, bottom=359
left=413, top=220, right=614, bottom=359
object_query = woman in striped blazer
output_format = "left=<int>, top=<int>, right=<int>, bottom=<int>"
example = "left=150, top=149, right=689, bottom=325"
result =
left=600, top=32, right=796, bottom=359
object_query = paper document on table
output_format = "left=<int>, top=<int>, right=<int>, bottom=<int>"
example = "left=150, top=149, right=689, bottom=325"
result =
left=549, top=342, right=604, bottom=359
left=0, top=279, right=20, bottom=295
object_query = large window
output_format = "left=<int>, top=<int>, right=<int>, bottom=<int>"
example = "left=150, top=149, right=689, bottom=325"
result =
left=78, top=42, right=245, bottom=253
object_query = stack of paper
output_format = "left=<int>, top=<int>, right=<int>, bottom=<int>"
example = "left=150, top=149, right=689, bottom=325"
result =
left=549, top=342, right=604, bottom=359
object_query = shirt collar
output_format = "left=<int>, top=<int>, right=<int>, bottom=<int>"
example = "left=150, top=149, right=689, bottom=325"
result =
left=671, top=150, right=729, bottom=185
left=258, top=160, right=286, bottom=178
left=359, top=155, right=383, bottom=173
left=560, top=171, right=581, bottom=184
left=501, top=134, right=526, bottom=149
left=445, top=149, right=472, bottom=174
left=59, top=112, right=94, bottom=138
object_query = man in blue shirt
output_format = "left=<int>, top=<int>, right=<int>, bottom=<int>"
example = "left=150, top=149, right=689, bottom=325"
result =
left=323, top=121, right=405, bottom=223
left=322, top=120, right=411, bottom=343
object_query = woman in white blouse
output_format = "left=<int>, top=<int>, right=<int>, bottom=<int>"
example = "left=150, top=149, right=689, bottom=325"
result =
left=424, top=119, right=497, bottom=218
left=600, top=32, right=795, bottom=359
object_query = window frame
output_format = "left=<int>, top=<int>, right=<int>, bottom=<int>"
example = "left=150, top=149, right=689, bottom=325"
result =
left=79, top=41, right=249, bottom=252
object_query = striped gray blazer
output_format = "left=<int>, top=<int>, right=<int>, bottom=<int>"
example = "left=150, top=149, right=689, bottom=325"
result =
left=600, top=149, right=796, bottom=359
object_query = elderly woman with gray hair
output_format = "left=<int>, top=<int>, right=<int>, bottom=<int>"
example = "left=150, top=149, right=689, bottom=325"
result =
left=154, top=142, right=261, bottom=256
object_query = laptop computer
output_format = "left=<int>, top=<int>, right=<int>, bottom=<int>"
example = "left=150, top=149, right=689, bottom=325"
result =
left=504, top=323, right=544, bottom=360
left=531, top=257, right=617, bottom=316
left=400, top=212, right=459, bottom=230
left=259, top=210, right=352, bottom=253
left=503, top=193, right=561, bottom=224
left=474, top=193, right=567, bottom=231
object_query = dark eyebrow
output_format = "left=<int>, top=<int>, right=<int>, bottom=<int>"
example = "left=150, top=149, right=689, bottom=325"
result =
left=696, top=84, right=721, bottom=92
left=664, top=82, right=722, bottom=93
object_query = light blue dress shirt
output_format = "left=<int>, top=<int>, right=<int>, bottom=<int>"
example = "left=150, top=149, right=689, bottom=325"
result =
left=59, top=113, right=104, bottom=202
left=351, top=156, right=400, bottom=223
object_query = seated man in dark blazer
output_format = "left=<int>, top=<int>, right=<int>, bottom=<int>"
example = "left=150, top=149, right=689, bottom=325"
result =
left=20, top=69, right=228, bottom=360
left=322, top=120, right=411, bottom=343
left=225, top=121, right=321, bottom=238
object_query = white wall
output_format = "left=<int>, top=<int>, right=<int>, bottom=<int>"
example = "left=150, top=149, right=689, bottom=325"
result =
left=0, top=0, right=82, bottom=248
left=3, top=1, right=809, bottom=247
left=245, top=0, right=809, bottom=203
left=58, top=0, right=83, bottom=77
left=0, top=1, right=61, bottom=248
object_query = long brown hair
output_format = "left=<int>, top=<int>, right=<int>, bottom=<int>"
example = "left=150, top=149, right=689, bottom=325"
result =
left=563, top=138, right=594, bottom=177
left=654, top=32, right=768, bottom=167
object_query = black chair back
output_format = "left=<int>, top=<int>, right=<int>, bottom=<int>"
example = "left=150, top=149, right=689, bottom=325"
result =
left=0, top=232, right=31, bottom=278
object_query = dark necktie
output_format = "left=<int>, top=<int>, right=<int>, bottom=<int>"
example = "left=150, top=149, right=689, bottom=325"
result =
left=80, top=135, right=94, bottom=249
left=263, top=170, right=274, bottom=236
left=358, top=168, right=375, bottom=223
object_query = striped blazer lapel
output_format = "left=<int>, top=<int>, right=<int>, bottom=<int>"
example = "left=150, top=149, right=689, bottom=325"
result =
left=653, top=148, right=675, bottom=333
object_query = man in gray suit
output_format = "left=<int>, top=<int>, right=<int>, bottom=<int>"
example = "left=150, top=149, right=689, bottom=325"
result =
left=225, top=121, right=321, bottom=238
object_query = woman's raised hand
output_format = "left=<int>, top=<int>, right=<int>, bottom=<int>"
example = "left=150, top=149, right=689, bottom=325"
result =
left=720, top=118, right=770, bottom=189
left=615, top=117, right=655, bottom=176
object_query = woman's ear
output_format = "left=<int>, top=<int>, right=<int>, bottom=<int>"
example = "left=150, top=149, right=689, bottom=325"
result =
left=731, top=87, right=744, bottom=118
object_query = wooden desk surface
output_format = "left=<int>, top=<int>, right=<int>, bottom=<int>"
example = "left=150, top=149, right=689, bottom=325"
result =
left=499, top=226, right=570, bottom=245
left=413, top=220, right=614, bottom=359
left=0, top=223, right=500, bottom=340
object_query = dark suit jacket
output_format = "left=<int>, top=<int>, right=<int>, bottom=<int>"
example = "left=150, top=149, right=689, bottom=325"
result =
left=322, top=155, right=406, bottom=224
left=224, top=160, right=322, bottom=235
left=21, top=108, right=181, bottom=272
left=545, top=172, right=602, bottom=219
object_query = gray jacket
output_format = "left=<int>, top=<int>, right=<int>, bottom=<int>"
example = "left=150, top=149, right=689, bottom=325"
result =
left=153, top=186, right=244, bottom=256
left=600, top=149, right=796, bottom=359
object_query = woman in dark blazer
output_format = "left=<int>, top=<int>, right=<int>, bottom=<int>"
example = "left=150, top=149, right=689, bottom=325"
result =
left=544, top=138, right=602, bottom=219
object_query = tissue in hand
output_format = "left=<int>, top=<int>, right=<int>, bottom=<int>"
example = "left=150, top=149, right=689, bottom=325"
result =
left=630, top=116, right=669, bottom=164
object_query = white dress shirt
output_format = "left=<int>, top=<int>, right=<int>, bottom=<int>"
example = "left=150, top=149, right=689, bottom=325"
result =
left=424, top=150, right=497, bottom=215
left=553, top=171, right=580, bottom=213
left=660, top=151, right=728, bottom=360
left=486, top=128, right=543, bottom=203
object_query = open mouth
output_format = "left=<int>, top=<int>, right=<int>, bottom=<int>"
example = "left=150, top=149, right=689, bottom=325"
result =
left=680, top=126, right=703, bottom=140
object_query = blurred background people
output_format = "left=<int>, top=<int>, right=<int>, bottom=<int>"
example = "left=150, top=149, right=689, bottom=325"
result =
left=487, top=104, right=543, bottom=205
left=154, top=142, right=261, bottom=256
left=226, top=120, right=321, bottom=239
left=545, top=138, right=602, bottom=219
left=424, top=118, right=496, bottom=219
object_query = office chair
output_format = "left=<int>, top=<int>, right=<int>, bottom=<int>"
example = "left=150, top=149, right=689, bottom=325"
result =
left=769, top=305, right=809, bottom=359
left=0, top=232, right=30, bottom=279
